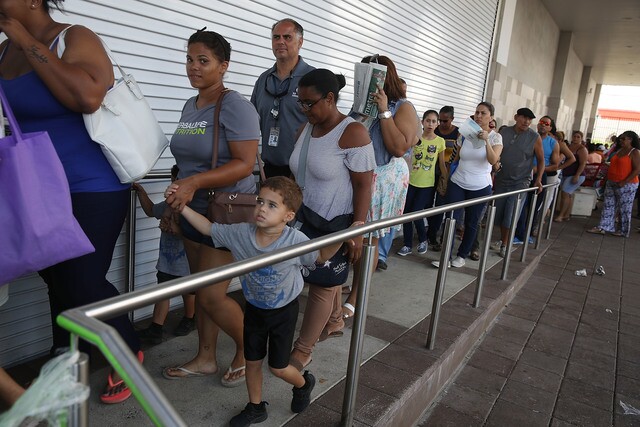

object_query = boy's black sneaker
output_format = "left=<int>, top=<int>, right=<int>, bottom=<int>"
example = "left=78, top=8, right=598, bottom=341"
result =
left=291, top=371, right=315, bottom=413
left=173, top=316, right=195, bottom=336
left=229, top=401, right=268, bottom=427
left=137, top=323, right=163, bottom=345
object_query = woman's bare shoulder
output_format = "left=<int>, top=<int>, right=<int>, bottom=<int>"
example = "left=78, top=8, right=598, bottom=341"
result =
left=58, top=25, right=106, bottom=56
left=340, top=121, right=371, bottom=149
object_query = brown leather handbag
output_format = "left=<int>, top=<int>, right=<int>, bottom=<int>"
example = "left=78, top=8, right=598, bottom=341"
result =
left=206, top=89, right=264, bottom=224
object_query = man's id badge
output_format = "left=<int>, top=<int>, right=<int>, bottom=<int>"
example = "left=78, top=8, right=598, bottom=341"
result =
left=268, top=127, right=280, bottom=147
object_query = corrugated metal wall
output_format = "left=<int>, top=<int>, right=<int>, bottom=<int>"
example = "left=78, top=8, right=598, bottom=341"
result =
left=0, top=0, right=498, bottom=367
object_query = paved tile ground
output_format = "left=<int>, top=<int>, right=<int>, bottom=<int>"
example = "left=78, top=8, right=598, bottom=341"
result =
left=419, top=212, right=640, bottom=427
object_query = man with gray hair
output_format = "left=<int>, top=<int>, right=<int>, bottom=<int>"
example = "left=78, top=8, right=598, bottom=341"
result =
left=251, top=18, right=315, bottom=178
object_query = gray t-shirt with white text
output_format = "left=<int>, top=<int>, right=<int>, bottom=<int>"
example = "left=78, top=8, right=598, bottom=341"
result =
left=170, top=91, right=261, bottom=211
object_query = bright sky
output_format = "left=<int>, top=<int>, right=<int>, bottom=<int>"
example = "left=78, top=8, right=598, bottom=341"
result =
left=597, top=85, right=640, bottom=112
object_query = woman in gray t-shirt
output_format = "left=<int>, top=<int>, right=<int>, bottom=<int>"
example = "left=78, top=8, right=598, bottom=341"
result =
left=163, top=30, right=260, bottom=386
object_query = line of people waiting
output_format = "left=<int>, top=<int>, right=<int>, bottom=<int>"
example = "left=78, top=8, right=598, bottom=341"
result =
left=2, top=4, right=639, bottom=426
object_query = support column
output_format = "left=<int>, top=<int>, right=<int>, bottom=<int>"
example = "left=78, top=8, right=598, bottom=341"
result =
left=573, top=66, right=596, bottom=134
left=586, top=84, right=602, bottom=137
left=547, top=31, right=574, bottom=121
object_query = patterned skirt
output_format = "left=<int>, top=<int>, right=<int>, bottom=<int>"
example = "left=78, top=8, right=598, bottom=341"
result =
left=368, top=157, right=409, bottom=238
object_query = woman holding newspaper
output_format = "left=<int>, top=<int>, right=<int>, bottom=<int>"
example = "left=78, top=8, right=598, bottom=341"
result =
left=342, top=55, right=420, bottom=318
left=431, top=102, right=502, bottom=269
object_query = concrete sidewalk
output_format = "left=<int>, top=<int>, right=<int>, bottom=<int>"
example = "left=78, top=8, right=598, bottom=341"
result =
left=418, top=216, right=640, bottom=426
left=6, top=209, right=639, bottom=426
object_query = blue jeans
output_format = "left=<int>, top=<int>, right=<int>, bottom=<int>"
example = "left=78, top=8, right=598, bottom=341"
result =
left=515, top=191, right=531, bottom=240
left=445, top=181, right=492, bottom=259
left=378, top=228, right=395, bottom=262
left=516, top=175, right=548, bottom=240
left=402, top=184, right=436, bottom=247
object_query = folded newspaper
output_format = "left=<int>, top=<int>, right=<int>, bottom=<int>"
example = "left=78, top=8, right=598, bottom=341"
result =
left=353, top=62, right=387, bottom=118
left=458, top=117, right=486, bottom=149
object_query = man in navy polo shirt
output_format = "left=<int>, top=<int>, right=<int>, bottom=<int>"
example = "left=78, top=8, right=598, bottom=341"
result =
left=251, top=18, right=315, bottom=178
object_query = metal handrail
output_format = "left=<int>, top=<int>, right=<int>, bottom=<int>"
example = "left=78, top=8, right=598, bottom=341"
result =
left=59, top=181, right=558, bottom=426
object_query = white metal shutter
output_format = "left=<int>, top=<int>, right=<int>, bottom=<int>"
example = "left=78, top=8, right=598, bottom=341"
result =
left=0, top=0, right=498, bottom=367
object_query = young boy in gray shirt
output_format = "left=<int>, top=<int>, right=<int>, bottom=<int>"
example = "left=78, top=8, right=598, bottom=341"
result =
left=173, top=176, right=352, bottom=426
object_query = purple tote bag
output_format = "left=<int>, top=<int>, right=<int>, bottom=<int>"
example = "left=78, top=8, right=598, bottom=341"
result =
left=0, top=85, right=94, bottom=285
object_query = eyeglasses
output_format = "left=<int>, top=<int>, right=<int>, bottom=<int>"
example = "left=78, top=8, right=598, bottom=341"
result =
left=538, top=120, right=551, bottom=126
left=297, top=96, right=325, bottom=111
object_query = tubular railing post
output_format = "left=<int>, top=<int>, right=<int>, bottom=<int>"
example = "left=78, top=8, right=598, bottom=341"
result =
left=520, top=192, right=538, bottom=262
left=474, top=204, right=496, bottom=308
left=546, top=184, right=558, bottom=240
left=426, top=218, right=456, bottom=350
left=535, top=188, right=550, bottom=250
left=341, top=239, right=376, bottom=427
left=501, top=194, right=522, bottom=280
left=126, top=188, right=137, bottom=322
left=69, top=352, right=89, bottom=427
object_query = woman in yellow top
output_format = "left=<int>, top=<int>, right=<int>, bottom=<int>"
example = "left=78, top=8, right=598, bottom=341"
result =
left=397, top=110, right=446, bottom=256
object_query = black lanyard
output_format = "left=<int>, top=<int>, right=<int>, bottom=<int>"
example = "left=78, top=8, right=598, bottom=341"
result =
left=265, top=73, right=291, bottom=98
left=265, top=74, right=291, bottom=120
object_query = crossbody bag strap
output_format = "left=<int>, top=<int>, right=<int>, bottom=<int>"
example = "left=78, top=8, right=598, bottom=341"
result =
left=296, top=125, right=313, bottom=190
left=211, top=88, right=230, bottom=174
left=256, top=151, right=266, bottom=182
left=211, top=89, right=266, bottom=188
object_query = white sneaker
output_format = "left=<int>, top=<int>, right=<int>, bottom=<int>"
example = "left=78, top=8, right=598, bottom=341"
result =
left=490, top=240, right=503, bottom=251
left=451, top=256, right=466, bottom=268
left=431, top=260, right=451, bottom=268
left=397, top=246, right=412, bottom=256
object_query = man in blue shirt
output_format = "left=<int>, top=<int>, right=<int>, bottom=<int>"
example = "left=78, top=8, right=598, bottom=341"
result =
left=251, top=18, right=315, bottom=178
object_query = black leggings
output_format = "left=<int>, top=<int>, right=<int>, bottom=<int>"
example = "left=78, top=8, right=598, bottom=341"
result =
left=39, top=190, right=140, bottom=356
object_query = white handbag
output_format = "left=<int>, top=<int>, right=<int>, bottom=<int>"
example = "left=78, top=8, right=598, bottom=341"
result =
left=56, top=26, right=169, bottom=183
